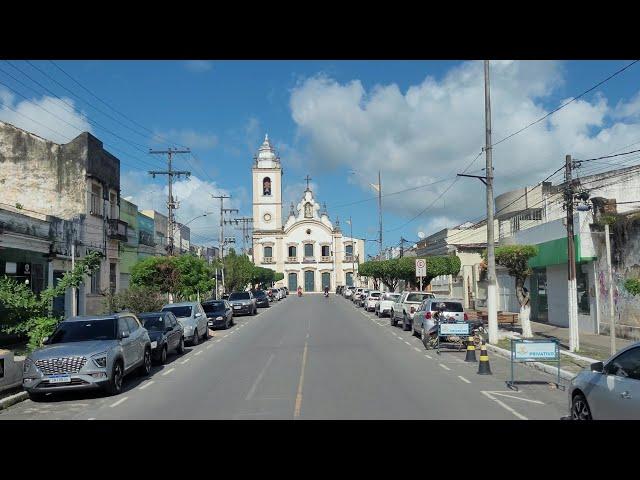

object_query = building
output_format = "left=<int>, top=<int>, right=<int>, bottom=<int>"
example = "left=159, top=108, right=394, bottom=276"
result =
left=250, top=135, right=364, bottom=291
left=175, top=223, right=190, bottom=254
left=118, top=198, right=139, bottom=290
left=0, top=120, right=126, bottom=315
left=137, top=211, right=157, bottom=260
left=140, top=210, right=168, bottom=257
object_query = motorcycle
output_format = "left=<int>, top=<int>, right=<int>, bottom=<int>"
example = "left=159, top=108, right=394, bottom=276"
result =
left=421, top=312, right=487, bottom=350
left=324, top=290, right=329, bottom=298
left=297, top=288, right=303, bottom=297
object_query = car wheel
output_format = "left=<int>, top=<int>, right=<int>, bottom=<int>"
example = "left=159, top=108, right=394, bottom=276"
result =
left=230, top=316, right=235, bottom=326
left=412, top=323, right=419, bottom=337
left=105, top=361, right=124, bottom=395
left=203, top=327, right=209, bottom=341
left=192, top=329, right=200, bottom=346
left=253, top=307, right=257, bottom=316
left=224, top=319, right=230, bottom=330
left=160, top=345, right=168, bottom=365
left=421, top=326, right=429, bottom=349
left=139, top=348, right=152, bottom=377
left=177, top=337, right=185, bottom=354
left=390, top=312, right=396, bottom=327
left=27, top=391, right=47, bottom=402
left=402, top=315, right=410, bottom=331
left=571, top=393, right=593, bottom=420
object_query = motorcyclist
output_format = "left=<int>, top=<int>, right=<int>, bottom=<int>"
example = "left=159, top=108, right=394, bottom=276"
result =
left=297, top=286, right=302, bottom=297
left=324, top=286, right=329, bottom=297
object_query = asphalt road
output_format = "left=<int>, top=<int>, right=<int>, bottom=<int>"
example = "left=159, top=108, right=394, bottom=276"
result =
left=0, top=294, right=569, bottom=420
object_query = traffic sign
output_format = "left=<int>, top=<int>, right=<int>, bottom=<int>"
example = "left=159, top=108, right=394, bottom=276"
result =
left=416, top=259, right=426, bottom=277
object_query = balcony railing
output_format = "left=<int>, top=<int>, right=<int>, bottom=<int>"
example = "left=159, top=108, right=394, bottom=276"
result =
left=344, top=255, right=354, bottom=263
left=263, top=257, right=274, bottom=264
left=89, top=193, right=103, bottom=217
left=320, top=256, right=333, bottom=262
left=302, top=257, right=316, bottom=263
left=286, top=256, right=298, bottom=263
left=107, top=218, right=128, bottom=242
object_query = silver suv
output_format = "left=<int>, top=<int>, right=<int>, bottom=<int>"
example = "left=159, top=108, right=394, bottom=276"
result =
left=22, top=313, right=152, bottom=400
left=161, top=302, right=209, bottom=346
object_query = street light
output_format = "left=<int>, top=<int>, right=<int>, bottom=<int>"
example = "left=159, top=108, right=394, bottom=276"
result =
left=175, top=212, right=214, bottom=253
left=346, top=217, right=356, bottom=287
left=350, top=169, right=383, bottom=258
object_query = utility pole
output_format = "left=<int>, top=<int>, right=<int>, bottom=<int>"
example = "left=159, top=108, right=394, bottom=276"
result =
left=149, top=147, right=191, bottom=256
left=232, top=217, right=254, bottom=255
left=400, top=237, right=406, bottom=258
left=213, top=194, right=238, bottom=294
left=378, top=170, right=383, bottom=258
left=484, top=60, right=498, bottom=345
left=564, top=154, right=579, bottom=352
left=605, top=222, right=616, bottom=354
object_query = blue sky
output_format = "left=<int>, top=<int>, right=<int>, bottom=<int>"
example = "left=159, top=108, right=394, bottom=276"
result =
left=2, top=60, right=640, bottom=253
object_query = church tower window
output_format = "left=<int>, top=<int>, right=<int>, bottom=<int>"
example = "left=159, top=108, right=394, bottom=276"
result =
left=264, top=246, right=272, bottom=258
left=288, top=246, right=297, bottom=258
left=263, top=177, right=271, bottom=196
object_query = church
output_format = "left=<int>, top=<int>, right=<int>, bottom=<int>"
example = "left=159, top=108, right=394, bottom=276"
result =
left=250, top=135, right=364, bottom=292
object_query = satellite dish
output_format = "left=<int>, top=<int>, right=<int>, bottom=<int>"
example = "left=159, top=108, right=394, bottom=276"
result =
left=417, top=231, right=426, bottom=239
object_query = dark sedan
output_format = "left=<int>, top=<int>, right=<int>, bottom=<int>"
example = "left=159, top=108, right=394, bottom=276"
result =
left=138, top=311, right=185, bottom=365
left=202, top=299, right=234, bottom=329
left=252, top=290, right=270, bottom=308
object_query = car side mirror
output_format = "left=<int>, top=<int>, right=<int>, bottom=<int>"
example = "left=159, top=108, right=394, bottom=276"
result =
left=591, top=362, right=604, bottom=373
left=195, top=312, right=202, bottom=318
left=120, top=331, right=130, bottom=339
left=41, top=336, right=49, bottom=345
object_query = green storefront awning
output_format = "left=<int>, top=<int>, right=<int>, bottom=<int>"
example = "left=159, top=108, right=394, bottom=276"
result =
left=528, top=235, right=595, bottom=269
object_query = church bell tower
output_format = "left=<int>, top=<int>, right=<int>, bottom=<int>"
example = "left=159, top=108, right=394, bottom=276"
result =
left=252, top=134, right=282, bottom=231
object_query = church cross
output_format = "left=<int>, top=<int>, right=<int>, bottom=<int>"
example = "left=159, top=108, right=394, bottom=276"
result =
left=304, top=175, right=312, bottom=191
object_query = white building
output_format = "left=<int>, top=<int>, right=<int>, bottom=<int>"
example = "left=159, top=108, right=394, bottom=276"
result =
left=250, top=135, right=364, bottom=292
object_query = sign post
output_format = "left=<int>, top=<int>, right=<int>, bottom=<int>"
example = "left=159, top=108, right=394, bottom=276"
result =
left=416, top=259, right=426, bottom=291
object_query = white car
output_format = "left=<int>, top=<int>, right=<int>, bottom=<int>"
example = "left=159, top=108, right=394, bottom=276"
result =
left=364, top=291, right=382, bottom=311
left=344, top=287, right=355, bottom=298
left=375, top=292, right=400, bottom=317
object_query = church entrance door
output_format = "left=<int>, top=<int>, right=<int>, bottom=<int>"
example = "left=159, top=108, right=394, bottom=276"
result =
left=304, top=270, right=315, bottom=292
left=321, top=272, right=330, bottom=291
left=288, top=272, right=298, bottom=292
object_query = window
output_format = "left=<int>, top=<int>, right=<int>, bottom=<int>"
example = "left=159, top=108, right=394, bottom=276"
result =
left=49, top=319, right=117, bottom=343
left=91, top=265, right=101, bottom=294
left=90, top=184, right=103, bottom=216
left=304, top=243, right=314, bottom=258
left=605, top=347, right=640, bottom=380
left=229, top=292, right=251, bottom=300
left=346, top=272, right=353, bottom=287
left=110, top=192, right=118, bottom=219
left=321, top=245, right=330, bottom=257
left=345, top=244, right=353, bottom=256
left=118, top=318, right=130, bottom=337
left=109, top=263, right=117, bottom=294
left=162, top=305, right=193, bottom=318
left=288, top=246, right=296, bottom=258
left=125, top=316, right=140, bottom=333
left=264, top=246, right=273, bottom=258
left=263, top=177, right=272, bottom=196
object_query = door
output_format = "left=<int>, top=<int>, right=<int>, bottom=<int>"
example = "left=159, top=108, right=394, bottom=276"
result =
left=167, top=314, right=179, bottom=350
left=125, top=317, right=144, bottom=365
left=118, top=318, right=134, bottom=371
left=590, top=347, right=640, bottom=419
left=304, top=270, right=315, bottom=292
left=288, top=272, right=298, bottom=292
left=321, top=272, right=331, bottom=291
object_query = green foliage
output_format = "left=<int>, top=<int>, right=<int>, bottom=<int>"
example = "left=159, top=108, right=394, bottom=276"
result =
left=624, top=278, right=640, bottom=296
left=25, top=317, right=59, bottom=352
left=103, top=286, right=166, bottom=314
left=485, top=245, right=538, bottom=280
left=173, top=255, right=215, bottom=298
left=596, top=214, right=617, bottom=227
left=274, top=272, right=284, bottom=282
left=360, top=256, right=460, bottom=291
left=223, top=250, right=256, bottom=293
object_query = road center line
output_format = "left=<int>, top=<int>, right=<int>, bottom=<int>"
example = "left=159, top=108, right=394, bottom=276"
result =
left=195, top=351, right=203, bottom=356
left=439, top=364, right=451, bottom=371
left=139, top=380, right=154, bottom=390
left=294, top=340, right=309, bottom=419
left=404, top=341, right=411, bottom=345
left=458, top=376, right=471, bottom=384
left=413, top=347, right=422, bottom=352
left=109, top=396, right=129, bottom=408
left=425, top=354, right=433, bottom=359
left=245, top=353, right=276, bottom=401
left=162, top=368, right=175, bottom=376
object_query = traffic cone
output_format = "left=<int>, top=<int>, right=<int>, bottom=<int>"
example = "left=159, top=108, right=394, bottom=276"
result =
left=465, top=336, right=477, bottom=362
left=477, top=342, right=492, bottom=375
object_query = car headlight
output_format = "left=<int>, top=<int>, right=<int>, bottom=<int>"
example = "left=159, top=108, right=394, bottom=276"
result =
left=216, top=316, right=223, bottom=320
left=23, top=358, right=35, bottom=374
left=91, top=352, right=108, bottom=368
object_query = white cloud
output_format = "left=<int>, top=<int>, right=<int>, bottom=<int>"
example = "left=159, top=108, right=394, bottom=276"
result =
left=288, top=61, right=640, bottom=237
left=152, top=129, right=219, bottom=150
left=0, top=88, right=92, bottom=144
left=121, top=171, right=238, bottom=247
left=185, top=60, right=213, bottom=72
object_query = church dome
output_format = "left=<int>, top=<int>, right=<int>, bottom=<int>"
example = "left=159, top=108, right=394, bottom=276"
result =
left=255, top=134, right=280, bottom=167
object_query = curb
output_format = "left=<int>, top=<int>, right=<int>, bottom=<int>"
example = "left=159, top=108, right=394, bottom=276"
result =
left=485, top=344, right=577, bottom=382
left=0, top=391, right=28, bottom=411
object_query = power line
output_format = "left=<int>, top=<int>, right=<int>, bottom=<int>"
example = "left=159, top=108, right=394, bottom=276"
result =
left=491, top=60, right=640, bottom=149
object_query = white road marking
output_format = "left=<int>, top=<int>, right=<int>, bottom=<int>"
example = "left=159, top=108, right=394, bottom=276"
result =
left=180, top=358, right=191, bottom=365
left=215, top=339, right=221, bottom=343
left=195, top=351, right=203, bottom=356
left=425, top=354, right=433, bottom=359
left=245, top=353, right=276, bottom=401
left=109, top=397, right=128, bottom=408
left=162, top=368, right=175, bottom=376
left=206, top=345, right=212, bottom=350
left=439, top=364, right=451, bottom=371
left=489, top=392, right=545, bottom=405
left=481, top=391, right=528, bottom=420
left=404, top=341, right=411, bottom=345
left=88, top=417, right=96, bottom=420
left=458, top=376, right=471, bottom=384
left=139, top=380, right=154, bottom=390
left=413, top=347, right=422, bottom=352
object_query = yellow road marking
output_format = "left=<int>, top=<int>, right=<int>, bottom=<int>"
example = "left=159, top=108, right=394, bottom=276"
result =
left=294, top=341, right=309, bottom=419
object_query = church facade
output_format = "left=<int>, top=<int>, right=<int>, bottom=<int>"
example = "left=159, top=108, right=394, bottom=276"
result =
left=251, top=135, right=364, bottom=292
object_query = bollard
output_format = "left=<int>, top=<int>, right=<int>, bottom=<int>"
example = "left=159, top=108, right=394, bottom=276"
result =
left=465, top=336, right=477, bottom=362
left=477, top=342, right=492, bottom=375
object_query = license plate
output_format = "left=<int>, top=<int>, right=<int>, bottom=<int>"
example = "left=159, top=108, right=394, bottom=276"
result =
left=151, top=341, right=157, bottom=349
left=47, top=374, right=71, bottom=384
left=208, top=321, right=214, bottom=326
left=233, top=306, right=241, bottom=309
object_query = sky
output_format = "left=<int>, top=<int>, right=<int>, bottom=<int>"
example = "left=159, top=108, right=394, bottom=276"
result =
left=2, top=59, right=640, bottom=254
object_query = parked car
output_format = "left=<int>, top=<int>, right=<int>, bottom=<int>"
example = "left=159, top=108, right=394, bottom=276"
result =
left=277, top=287, right=286, bottom=300
left=356, top=289, right=371, bottom=307
left=267, top=288, right=278, bottom=302
left=229, top=291, right=258, bottom=316
left=336, top=286, right=343, bottom=295
left=281, top=287, right=288, bottom=297
left=161, top=302, right=209, bottom=346
left=411, top=298, right=468, bottom=340
left=253, top=290, right=270, bottom=308
left=375, top=292, right=400, bottom=317
left=364, top=291, right=382, bottom=311
left=391, top=291, right=435, bottom=330
left=344, top=286, right=356, bottom=298
left=569, top=342, right=640, bottom=420
left=352, top=288, right=364, bottom=302
left=202, top=299, right=234, bottom=329
left=22, top=313, right=152, bottom=400
left=138, top=311, right=185, bottom=364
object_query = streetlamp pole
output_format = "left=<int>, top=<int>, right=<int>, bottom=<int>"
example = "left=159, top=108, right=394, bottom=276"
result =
left=350, top=216, right=356, bottom=287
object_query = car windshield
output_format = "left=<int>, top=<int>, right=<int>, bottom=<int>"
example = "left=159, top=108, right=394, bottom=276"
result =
left=140, top=315, right=166, bottom=331
left=431, top=301, right=464, bottom=312
left=254, top=291, right=267, bottom=298
left=369, top=292, right=381, bottom=298
left=406, top=293, right=431, bottom=302
left=202, top=301, right=225, bottom=313
left=162, top=306, right=192, bottom=318
left=384, top=294, right=400, bottom=301
left=229, top=292, right=250, bottom=300
left=48, top=318, right=117, bottom=343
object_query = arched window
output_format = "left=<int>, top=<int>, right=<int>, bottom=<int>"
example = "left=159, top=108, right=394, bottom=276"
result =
left=263, top=177, right=272, bottom=196
left=264, top=246, right=272, bottom=258
left=288, top=245, right=297, bottom=258
left=345, top=244, right=353, bottom=256
left=304, top=243, right=314, bottom=258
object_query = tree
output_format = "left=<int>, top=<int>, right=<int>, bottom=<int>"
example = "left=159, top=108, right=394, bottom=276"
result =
left=223, top=250, right=255, bottom=293
left=131, top=256, right=181, bottom=299
left=103, top=285, right=166, bottom=314
left=173, top=254, right=216, bottom=299
left=485, top=245, right=538, bottom=338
